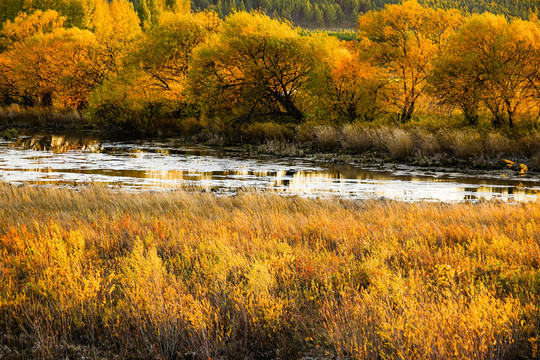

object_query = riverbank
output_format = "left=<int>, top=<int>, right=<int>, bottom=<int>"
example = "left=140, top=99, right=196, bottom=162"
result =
left=0, top=184, right=539, bottom=359
left=2, top=116, right=539, bottom=177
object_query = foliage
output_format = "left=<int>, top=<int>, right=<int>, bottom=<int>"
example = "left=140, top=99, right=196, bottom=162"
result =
left=432, top=14, right=540, bottom=128
left=88, top=10, right=221, bottom=130
left=0, top=0, right=93, bottom=29
left=311, top=38, right=389, bottom=122
left=3, top=2, right=540, bottom=134
left=1, top=26, right=102, bottom=109
left=188, top=11, right=324, bottom=124
left=358, top=1, right=463, bottom=122
left=187, top=0, right=540, bottom=27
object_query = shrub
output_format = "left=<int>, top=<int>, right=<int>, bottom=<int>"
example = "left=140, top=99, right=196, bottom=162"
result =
left=485, top=133, right=512, bottom=158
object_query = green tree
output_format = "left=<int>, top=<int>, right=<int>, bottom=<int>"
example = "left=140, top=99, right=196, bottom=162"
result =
left=138, top=0, right=151, bottom=27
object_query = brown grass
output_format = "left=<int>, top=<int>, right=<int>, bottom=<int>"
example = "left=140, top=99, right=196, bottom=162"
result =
left=314, top=125, right=339, bottom=151
left=340, top=124, right=373, bottom=152
left=0, top=105, right=85, bottom=129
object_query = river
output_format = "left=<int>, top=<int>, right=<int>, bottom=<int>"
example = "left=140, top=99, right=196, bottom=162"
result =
left=0, top=132, right=538, bottom=202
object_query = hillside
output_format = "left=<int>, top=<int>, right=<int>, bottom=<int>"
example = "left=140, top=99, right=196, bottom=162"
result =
left=187, top=0, right=540, bottom=27
left=1, top=0, right=538, bottom=30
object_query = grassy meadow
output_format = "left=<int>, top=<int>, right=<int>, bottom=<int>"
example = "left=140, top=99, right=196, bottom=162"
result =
left=0, top=184, right=540, bottom=359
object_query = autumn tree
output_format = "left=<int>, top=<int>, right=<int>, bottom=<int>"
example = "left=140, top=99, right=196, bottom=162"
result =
left=0, top=0, right=92, bottom=29
left=0, top=10, right=68, bottom=106
left=3, top=24, right=102, bottom=109
left=89, top=0, right=142, bottom=75
left=0, top=55, right=18, bottom=105
left=430, top=46, right=482, bottom=125
left=358, top=1, right=463, bottom=122
left=431, top=14, right=540, bottom=127
left=132, top=11, right=221, bottom=101
left=136, top=0, right=190, bottom=27
left=311, top=37, right=389, bottom=122
left=88, top=10, right=221, bottom=128
left=0, top=10, right=66, bottom=51
left=188, top=11, right=322, bottom=124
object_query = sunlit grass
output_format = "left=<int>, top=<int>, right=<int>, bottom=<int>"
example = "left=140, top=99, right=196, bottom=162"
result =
left=0, top=184, right=539, bottom=359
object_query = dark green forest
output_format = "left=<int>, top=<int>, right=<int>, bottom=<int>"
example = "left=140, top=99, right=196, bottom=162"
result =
left=186, top=0, right=540, bottom=26
left=2, top=0, right=539, bottom=29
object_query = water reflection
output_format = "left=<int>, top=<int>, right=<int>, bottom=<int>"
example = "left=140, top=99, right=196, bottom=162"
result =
left=1, top=133, right=539, bottom=202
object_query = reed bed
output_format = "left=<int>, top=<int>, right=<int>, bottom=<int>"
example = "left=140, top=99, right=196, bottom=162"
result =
left=0, top=184, right=539, bottom=359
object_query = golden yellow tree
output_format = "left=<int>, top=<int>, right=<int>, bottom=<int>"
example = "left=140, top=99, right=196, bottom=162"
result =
left=88, top=10, right=221, bottom=129
left=0, top=0, right=93, bottom=29
left=431, top=14, right=540, bottom=127
left=312, top=37, right=389, bottom=122
left=188, top=11, right=324, bottom=124
left=0, top=10, right=66, bottom=48
left=132, top=10, right=222, bottom=102
left=89, top=0, right=142, bottom=75
left=6, top=26, right=102, bottom=109
left=358, top=1, right=463, bottom=122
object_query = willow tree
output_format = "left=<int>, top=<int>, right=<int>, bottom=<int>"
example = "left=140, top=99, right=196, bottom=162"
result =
left=358, top=1, right=463, bottom=122
left=188, top=11, right=323, bottom=124
left=311, top=37, right=390, bottom=122
left=132, top=10, right=222, bottom=101
left=88, top=10, right=221, bottom=128
left=90, top=0, right=142, bottom=75
left=0, top=0, right=91, bottom=29
left=0, top=10, right=67, bottom=105
left=0, top=10, right=66, bottom=48
left=431, top=14, right=540, bottom=127
left=5, top=26, right=101, bottom=109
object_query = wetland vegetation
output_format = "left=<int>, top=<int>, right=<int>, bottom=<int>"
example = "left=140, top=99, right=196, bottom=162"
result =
left=1, top=185, right=540, bottom=359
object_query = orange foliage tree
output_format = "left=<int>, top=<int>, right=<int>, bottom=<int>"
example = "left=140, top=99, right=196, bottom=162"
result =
left=0, top=10, right=107, bottom=108
left=8, top=27, right=102, bottom=109
left=311, top=38, right=389, bottom=122
left=431, top=14, right=540, bottom=127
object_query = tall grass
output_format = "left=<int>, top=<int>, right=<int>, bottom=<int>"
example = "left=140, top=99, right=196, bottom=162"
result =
left=0, top=184, right=539, bottom=359
left=246, top=121, right=540, bottom=168
left=0, top=104, right=85, bottom=129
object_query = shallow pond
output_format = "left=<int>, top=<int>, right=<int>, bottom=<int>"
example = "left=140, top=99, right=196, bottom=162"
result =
left=0, top=132, right=539, bottom=202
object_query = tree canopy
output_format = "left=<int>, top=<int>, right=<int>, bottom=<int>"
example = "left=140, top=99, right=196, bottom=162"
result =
left=2, top=0, right=540, bottom=130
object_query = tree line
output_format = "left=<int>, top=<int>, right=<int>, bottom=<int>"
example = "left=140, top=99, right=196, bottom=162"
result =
left=1, top=0, right=540, bottom=131
left=3, top=0, right=540, bottom=30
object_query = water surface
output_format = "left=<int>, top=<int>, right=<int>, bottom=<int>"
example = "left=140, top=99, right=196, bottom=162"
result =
left=0, top=132, right=538, bottom=202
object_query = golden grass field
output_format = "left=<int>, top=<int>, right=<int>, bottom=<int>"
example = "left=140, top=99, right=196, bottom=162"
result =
left=0, top=184, right=539, bottom=359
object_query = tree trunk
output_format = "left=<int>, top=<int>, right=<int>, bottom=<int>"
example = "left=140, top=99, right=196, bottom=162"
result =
left=275, top=93, right=304, bottom=122
left=505, top=100, right=514, bottom=128
left=400, top=101, right=415, bottom=123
